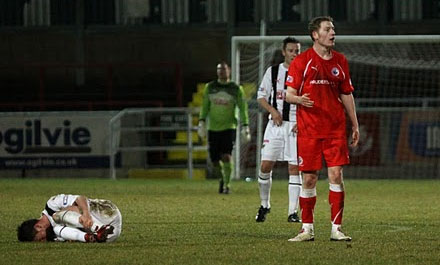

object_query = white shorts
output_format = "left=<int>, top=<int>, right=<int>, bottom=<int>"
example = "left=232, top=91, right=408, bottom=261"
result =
left=261, top=120, right=298, bottom=164
left=89, top=199, right=122, bottom=243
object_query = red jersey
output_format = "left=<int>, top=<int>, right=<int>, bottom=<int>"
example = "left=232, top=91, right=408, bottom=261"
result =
left=286, top=48, right=354, bottom=138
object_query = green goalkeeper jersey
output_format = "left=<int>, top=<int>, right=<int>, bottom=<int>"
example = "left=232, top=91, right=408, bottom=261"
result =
left=199, top=80, right=249, bottom=131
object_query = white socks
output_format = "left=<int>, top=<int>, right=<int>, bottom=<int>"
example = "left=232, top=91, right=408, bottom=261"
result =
left=53, top=210, right=84, bottom=228
left=258, top=171, right=272, bottom=209
left=53, top=225, right=87, bottom=242
left=288, top=174, right=301, bottom=215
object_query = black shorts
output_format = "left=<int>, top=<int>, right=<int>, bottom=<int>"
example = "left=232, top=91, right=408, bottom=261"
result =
left=208, top=129, right=236, bottom=162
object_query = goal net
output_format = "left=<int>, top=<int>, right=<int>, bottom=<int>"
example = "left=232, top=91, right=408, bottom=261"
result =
left=232, top=35, right=440, bottom=179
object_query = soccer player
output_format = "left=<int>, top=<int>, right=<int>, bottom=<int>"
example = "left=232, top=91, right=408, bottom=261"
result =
left=255, top=37, right=302, bottom=223
left=285, top=16, right=360, bottom=241
left=17, top=194, right=122, bottom=243
left=198, top=61, right=250, bottom=194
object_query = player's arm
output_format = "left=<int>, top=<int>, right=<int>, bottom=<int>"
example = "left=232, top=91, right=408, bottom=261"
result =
left=199, top=84, right=210, bottom=122
left=257, top=97, right=283, bottom=126
left=340, top=93, right=359, bottom=147
left=197, top=84, right=210, bottom=138
left=237, top=85, right=251, bottom=142
left=285, top=86, right=314, bottom=107
left=73, top=196, right=93, bottom=229
left=237, top=85, right=249, bottom=126
left=257, top=67, right=283, bottom=125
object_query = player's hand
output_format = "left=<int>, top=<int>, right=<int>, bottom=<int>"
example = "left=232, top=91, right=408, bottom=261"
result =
left=297, top=93, right=314, bottom=107
left=241, top=125, right=251, bottom=143
left=197, top=120, right=206, bottom=139
left=292, top=123, right=298, bottom=134
left=270, top=110, right=282, bottom=126
left=79, top=214, right=93, bottom=229
left=350, top=127, right=360, bottom=147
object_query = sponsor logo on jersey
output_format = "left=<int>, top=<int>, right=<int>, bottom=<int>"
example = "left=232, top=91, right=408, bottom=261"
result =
left=276, top=91, right=285, bottom=100
left=310, top=80, right=330, bottom=85
left=311, top=66, right=318, bottom=71
left=331, top=67, right=340, bottom=76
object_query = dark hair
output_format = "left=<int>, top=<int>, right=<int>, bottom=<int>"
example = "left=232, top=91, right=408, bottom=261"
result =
left=282, top=37, right=300, bottom=51
left=46, top=226, right=56, bottom=242
left=308, top=16, right=333, bottom=41
left=17, top=219, right=38, bottom=242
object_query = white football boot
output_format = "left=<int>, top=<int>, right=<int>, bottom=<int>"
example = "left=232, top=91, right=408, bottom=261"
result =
left=330, top=227, right=352, bottom=241
left=288, top=228, right=314, bottom=242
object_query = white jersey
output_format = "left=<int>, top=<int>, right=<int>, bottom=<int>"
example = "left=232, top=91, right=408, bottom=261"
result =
left=42, top=194, right=122, bottom=242
left=257, top=63, right=296, bottom=122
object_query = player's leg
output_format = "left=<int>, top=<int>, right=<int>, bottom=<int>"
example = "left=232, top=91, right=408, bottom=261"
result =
left=289, top=137, right=321, bottom=242
left=324, top=138, right=351, bottom=241
left=256, top=160, right=275, bottom=222
left=89, top=199, right=122, bottom=243
left=287, top=163, right=301, bottom=222
left=207, top=130, right=223, bottom=193
left=220, top=153, right=232, bottom=193
left=52, top=225, right=88, bottom=242
left=53, top=207, right=89, bottom=229
left=218, top=129, right=235, bottom=194
left=285, top=122, right=301, bottom=222
left=256, top=122, right=282, bottom=221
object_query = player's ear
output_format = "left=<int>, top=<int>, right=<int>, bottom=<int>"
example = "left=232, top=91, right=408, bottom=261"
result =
left=312, top=31, right=318, bottom=41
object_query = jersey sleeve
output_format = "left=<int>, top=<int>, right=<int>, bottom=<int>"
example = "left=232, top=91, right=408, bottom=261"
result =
left=257, top=67, right=272, bottom=101
left=44, top=194, right=79, bottom=217
left=339, top=56, right=354, bottom=94
left=237, top=85, right=249, bottom=126
left=286, top=56, right=304, bottom=90
left=198, top=83, right=210, bottom=121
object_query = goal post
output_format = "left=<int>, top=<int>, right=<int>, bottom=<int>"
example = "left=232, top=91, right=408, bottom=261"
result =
left=231, top=35, right=440, bottom=180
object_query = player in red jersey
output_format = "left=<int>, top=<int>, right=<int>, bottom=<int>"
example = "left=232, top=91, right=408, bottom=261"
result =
left=285, top=16, right=359, bottom=242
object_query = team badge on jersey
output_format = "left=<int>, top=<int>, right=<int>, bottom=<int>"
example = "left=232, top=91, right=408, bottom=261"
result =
left=286, top=75, right=293, bottom=83
left=331, top=67, right=340, bottom=77
left=298, top=156, right=303, bottom=166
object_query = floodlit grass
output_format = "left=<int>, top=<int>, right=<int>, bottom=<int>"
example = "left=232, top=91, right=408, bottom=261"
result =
left=1, top=178, right=439, bottom=265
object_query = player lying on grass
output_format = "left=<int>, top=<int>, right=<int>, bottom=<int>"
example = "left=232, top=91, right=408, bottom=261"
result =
left=17, top=194, right=122, bottom=243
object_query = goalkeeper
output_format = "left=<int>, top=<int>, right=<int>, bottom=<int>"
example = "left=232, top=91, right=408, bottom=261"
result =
left=17, top=194, right=122, bottom=243
left=198, top=61, right=250, bottom=194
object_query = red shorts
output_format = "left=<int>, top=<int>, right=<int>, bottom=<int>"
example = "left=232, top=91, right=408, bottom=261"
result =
left=297, top=137, right=350, bottom=171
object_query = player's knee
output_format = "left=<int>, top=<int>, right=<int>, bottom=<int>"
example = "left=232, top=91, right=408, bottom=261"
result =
left=258, top=171, right=272, bottom=184
left=260, top=160, right=274, bottom=173
left=302, top=172, right=318, bottom=188
left=328, top=167, right=343, bottom=183
left=287, top=163, right=299, bottom=175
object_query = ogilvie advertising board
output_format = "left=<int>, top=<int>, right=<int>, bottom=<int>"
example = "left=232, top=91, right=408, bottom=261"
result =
left=0, top=112, right=119, bottom=169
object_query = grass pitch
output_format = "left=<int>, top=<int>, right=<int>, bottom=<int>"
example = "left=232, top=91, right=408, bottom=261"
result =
left=1, top=178, right=439, bottom=265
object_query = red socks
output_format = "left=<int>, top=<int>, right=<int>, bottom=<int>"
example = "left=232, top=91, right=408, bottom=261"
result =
left=329, top=190, right=345, bottom=225
left=299, top=195, right=316, bottom=224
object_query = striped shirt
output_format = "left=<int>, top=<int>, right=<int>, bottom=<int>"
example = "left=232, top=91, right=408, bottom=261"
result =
left=257, top=63, right=296, bottom=122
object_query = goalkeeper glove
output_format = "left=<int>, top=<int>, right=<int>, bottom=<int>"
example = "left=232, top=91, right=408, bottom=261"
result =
left=197, top=120, right=206, bottom=139
left=241, top=125, right=251, bottom=143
